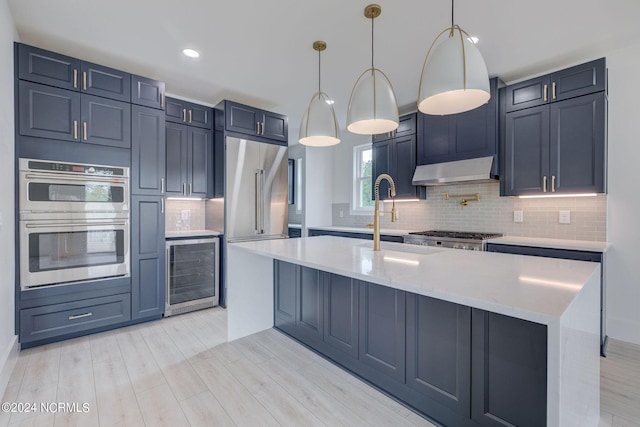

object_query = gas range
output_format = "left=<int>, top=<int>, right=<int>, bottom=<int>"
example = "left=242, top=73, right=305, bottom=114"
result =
left=402, top=230, right=503, bottom=251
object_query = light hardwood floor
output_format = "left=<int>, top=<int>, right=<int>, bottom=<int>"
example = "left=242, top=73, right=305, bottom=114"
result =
left=0, top=307, right=638, bottom=426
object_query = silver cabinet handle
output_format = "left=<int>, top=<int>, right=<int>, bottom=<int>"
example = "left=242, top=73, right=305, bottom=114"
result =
left=83, top=122, right=88, bottom=141
left=259, top=169, right=265, bottom=233
left=189, top=109, right=193, bottom=124
left=543, top=84, right=548, bottom=102
left=26, top=221, right=127, bottom=228
left=73, top=120, right=78, bottom=139
left=182, top=182, right=187, bottom=196
left=160, top=178, right=165, bottom=194
left=552, top=82, right=557, bottom=100
left=256, top=121, right=260, bottom=135
left=73, top=69, right=78, bottom=89
left=542, top=175, right=548, bottom=192
left=160, top=92, right=164, bottom=108
left=183, top=108, right=187, bottom=123
left=189, top=183, right=192, bottom=195
left=83, top=71, right=87, bottom=91
left=69, top=312, right=92, bottom=320
left=161, top=198, right=165, bottom=214
left=551, top=175, right=556, bottom=193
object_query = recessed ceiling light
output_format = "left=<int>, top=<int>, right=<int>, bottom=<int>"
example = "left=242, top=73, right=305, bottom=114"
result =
left=467, top=36, right=479, bottom=44
left=325, top=99, right=335, bottom=105
left=182, top=48, right=200, bottom=58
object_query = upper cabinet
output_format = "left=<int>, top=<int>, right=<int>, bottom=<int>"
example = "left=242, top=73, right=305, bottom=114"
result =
left=132, top=105, right=166, bottom=195
left=165, top=121, right=213, bottom=198
left=18, top=43, right=131, bottom=103
left=221, top=100, right=288, bottom=144
left=372, top=113, right=424, bottom=200
left=165, top=97, right=213, bottom=130
left=417, top=77, right=501, bottom=176
left=501, top=59, right=607, bottom=196
left=505, top=59, right=606, bottom=113
left=131, top=75, right=165, bottom=110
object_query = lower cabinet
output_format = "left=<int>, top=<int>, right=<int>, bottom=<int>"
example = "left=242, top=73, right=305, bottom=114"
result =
left=273, top=260, right=548, bottom=427
left=307, top=228, right=404, bottom=243
left=131, top=195, right=166, bottom=319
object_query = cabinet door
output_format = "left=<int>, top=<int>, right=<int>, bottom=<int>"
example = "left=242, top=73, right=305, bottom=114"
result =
left=274, top=261, right=297, bottom=336
left=372, top=113, right=416, bottom=143
left=131, top=75, right=165, bottom=110
left=165, top=122, right=188, bottom=195
left=131, top=195, right=166, bottom=320
left=261, top=110, right=288, bottom=143
left=81, top=62, right=130, bottom=102
left=296, top=266, right=323, bottom=345
left=392, top=135, right=418, bottom=199
left=551, top=58, right=606, bottom=102
left=132, top=105, right=165, bottom=195
left=18, top=81, right=81, bottom=142
left=417, top=113, right=452, bottom=165
left=187, top=127, right=213, bottom=197
left=406, top=294, right=471, bottom=417
left=17, top=43, right=80, bottom=90
left=323, top=273, right=359, bottom=360
left=359, top=282, right=405, bottom=383
left=505, top=75, right=551, bottom=113
left=550, top=92, right=606, bottom=193
left=372, top=140, right=392, bottom=200
left=213, top=130, right=225, bottom=198
left=225, top=101, right=260, bottom=136
left=187, top=102, right=213, bottom=130
left=502, top=105, right=550, bottom=196
left=81, top=94, right=131, bottom=148
left=165, top=97, right=188, bottom=124
left=471, top=309, right=547, bottom=427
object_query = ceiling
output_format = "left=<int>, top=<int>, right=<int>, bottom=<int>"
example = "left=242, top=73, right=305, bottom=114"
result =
left=7, top=0, right=640, bottom=138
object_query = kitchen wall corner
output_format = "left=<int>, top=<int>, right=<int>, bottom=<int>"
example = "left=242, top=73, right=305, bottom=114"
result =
left=205, top=198, right=224, bottom=232
left=165, top=199, right=207, bottom=232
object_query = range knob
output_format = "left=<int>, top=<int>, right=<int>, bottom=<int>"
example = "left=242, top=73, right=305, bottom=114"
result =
left=88, top=167, right=95, bottom=173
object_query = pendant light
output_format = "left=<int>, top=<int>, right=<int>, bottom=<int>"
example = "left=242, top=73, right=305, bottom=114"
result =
left=417, top=0, right=490, bottom=115
left=299, top=41, right=341, bottom=147
left=346, top=4, right=399, bottom=135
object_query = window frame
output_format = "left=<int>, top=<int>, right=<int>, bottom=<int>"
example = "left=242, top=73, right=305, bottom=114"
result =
left=351, top=142, right=374, bottom=214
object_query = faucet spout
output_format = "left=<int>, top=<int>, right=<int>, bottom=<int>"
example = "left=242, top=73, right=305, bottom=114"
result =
left=371, top=174, right=397, bottom=251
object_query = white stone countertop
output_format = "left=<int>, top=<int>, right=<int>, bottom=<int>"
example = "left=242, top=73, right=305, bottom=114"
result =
left=230, top=236, right=600, bottom=325
left=165, top=229, right=221, bottom=239
left=307, top=225, right=419, bottom=236
left=488, top=236, right=610, bottom=253
left=287, top=224, right=302, bottom=229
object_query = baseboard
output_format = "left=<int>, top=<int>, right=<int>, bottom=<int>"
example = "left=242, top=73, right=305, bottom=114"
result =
left=0, top=335, right=19, bottom=399
left=607, top=317, right=640, bottom=346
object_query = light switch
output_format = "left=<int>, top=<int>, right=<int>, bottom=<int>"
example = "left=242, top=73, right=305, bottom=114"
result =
left=559, top=210, right=571, bottom=224
left=514, top=210, right=523, bottom=223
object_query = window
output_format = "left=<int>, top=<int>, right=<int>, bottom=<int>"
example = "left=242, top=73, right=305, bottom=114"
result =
left=353, top=143, right=373, bottom=212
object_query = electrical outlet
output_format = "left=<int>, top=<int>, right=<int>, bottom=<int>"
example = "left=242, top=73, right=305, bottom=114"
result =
left=559, top=210, right=571, bottom=224
left=181, top=209, right=190, bottom=220
left=513, top=210, right=523, bottom=223
left=395, top=210, right=400, bottom=220
left=339, top=210, right=344, bottom=218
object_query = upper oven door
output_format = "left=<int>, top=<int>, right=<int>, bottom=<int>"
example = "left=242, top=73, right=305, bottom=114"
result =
left=19, top=218, right=130, bottom=289
left=19, top=171, right=129, bottom=215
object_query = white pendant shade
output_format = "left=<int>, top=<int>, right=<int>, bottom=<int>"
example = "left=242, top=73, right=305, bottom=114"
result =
left=299, top=91, right=340, bottom=147
left=347, top=68, right=399, bottom=135
left=418, top=29, right=490, bottom=115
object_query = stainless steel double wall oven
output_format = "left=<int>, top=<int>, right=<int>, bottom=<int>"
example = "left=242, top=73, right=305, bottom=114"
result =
left=18, top=158, right=130, bottom=290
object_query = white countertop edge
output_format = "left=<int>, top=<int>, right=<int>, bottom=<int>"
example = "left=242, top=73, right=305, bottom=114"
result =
left=307, top=225, right=419, bottom=236
left=229, top=237, right=600, bottom=326
left=165, top=229, right=222, bottom=238
left=287, top=224, right=302, bottom=229
left=488, top=236, right=610, bottom=252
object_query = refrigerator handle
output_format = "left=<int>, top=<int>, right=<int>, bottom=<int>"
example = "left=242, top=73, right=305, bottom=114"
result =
left=259, top=169, right=265, bottom=234
left=255, top=170, right=260, bottom=233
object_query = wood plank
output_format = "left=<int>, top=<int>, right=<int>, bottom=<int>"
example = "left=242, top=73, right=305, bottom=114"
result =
left=136, top=382, right=190, bottom=427
left=115, top=328, right=167, bottom=394
left=179, top=390, right=235, bottom=427
left=92, top=357, right=144, bottom=427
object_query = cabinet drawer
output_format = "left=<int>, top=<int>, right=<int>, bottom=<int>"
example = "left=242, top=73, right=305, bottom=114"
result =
left=20, top=293, right=131, bottom=344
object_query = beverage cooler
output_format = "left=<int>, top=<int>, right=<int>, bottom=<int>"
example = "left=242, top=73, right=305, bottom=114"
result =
left=165, top=237, right=219, bottom=316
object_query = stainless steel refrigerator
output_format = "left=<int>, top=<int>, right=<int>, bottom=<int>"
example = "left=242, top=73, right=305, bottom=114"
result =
left=225, top=136, right=288, bottom=242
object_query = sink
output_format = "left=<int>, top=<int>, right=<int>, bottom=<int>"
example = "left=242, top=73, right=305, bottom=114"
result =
left=355, top=241, right=443, bottom=256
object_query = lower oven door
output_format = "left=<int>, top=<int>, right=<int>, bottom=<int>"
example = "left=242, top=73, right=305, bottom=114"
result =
left=20, top=218, right=130, bottom=289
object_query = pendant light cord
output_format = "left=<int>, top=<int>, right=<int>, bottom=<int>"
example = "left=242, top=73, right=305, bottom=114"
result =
left=318, top=48, right=321, bottom=93
left=371, top=14, right=374, bottom=69
left=451, top=0, right=454, bottom=27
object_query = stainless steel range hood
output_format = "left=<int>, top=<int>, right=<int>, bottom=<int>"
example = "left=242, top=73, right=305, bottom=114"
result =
left=412, top=156, right=497, bottom=186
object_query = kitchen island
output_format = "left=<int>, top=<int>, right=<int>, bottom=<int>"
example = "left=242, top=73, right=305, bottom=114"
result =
left=227, top=236, right=600, bottom=427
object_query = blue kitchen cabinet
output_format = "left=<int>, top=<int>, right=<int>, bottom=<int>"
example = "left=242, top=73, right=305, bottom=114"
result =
left=131, top=195, right=166, bottom=320
left=287, top=227, right=301, bottom=238
left=165, top=122, right=188, bottom=196
left=165, top=121, right=213, bottom=197
left=17, top=43, right=131, bottom=102
left=307, top=228, right=404, bottom=243
left=323, top=273, right=359, bottom=361
left=213, top=130, right=225, bottom=198
left=502, top=91, right=606, bottom=195
left=221, top=100, right=288, bottom=144
left=505, top=58, right=606, bottom=113
left=372, top=113, right=423, bottom=200
left=131, top=105, right=166, bottom=196
left=165, top=97, right=213, bottom=130
left=19, top=81, right=131, bottom=149
left=131, top=75, right=165, bottom=110
left=417, top=77, right=500, bottom=176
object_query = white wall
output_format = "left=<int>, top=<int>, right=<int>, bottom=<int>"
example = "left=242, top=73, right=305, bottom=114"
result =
left=303, top=145, right=333, bottom=229
left=0, top=0, right=18, bottom=387
left=604, top=41, right=640, bottom=345
left=332, top=132, right=371, bottom=205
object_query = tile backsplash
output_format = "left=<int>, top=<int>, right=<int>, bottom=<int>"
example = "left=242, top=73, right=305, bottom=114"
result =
left=165, top=199, right=206, bottom=232
left=332, top=182, right=607, bottom=241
